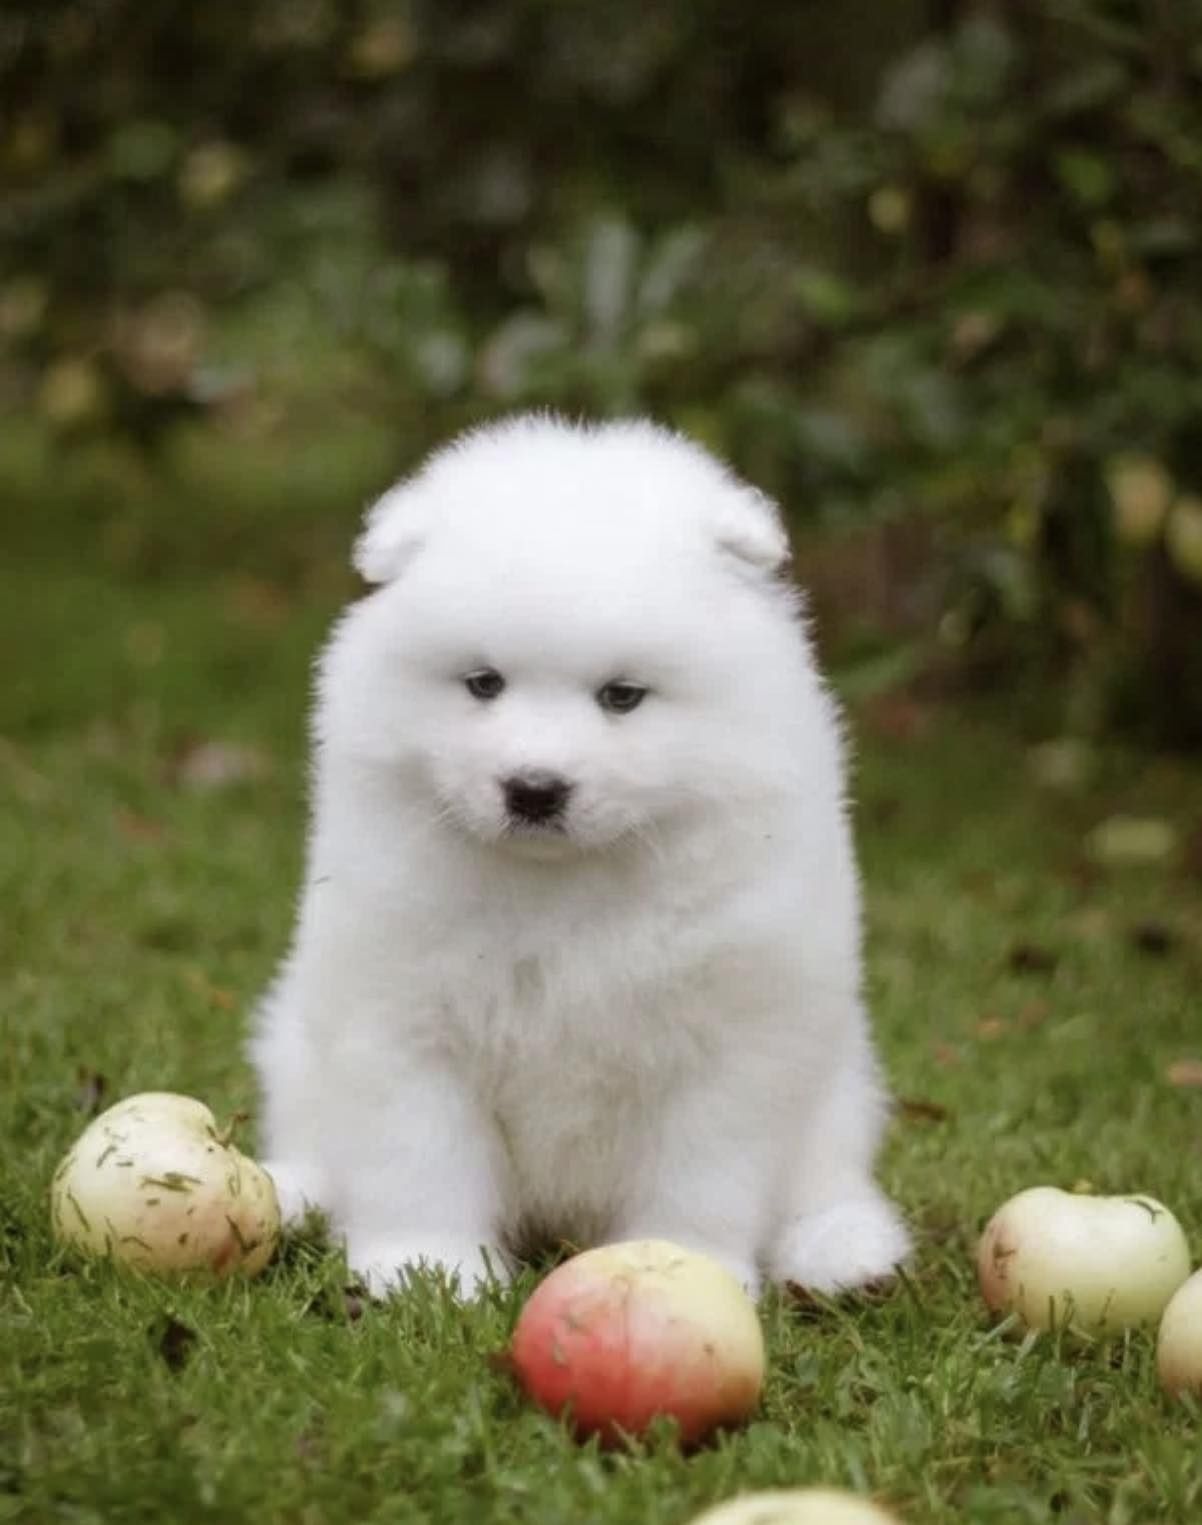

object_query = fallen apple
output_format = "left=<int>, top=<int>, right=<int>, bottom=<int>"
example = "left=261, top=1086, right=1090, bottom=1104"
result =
left=686, top=1488, right=901, bottom=1524
left=509, top=1239, right=764, bottom=1445
left=1157, top=1267, right=1202, bottom=1397
left=977, top=1186, right=1190, bottom=1335
left=50, top=1091, right=280, bottom=1277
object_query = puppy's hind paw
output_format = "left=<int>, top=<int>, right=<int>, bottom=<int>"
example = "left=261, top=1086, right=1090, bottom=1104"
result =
left=767, top=1198, right=911, bottom=1297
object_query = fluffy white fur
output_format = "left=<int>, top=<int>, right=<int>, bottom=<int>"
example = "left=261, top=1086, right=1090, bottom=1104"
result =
left=251, top=414, right=911, bottom=1298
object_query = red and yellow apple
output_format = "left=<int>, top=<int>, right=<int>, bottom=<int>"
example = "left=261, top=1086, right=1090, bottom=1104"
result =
left=510, top=1239, right=764, bottom=1445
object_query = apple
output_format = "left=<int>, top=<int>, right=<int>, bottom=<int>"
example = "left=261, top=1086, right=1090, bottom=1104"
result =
left=1157, top=1268, right=1202, bottom=1397
left=509, top=1239, right=764, bottom=1445
left=977, top=1186, right=1190, bottom=1335
left=1105, top=454, right=1173, bottom=546
left=685, top=1489, right=901, bottom=1524
left=177, top=141, right=245, bottom=210
left=50, top=1091, right=280, bottom=1277
left=1166, top=495, right=1202, bottom=587
left=37, top=357, right=107, bottom=428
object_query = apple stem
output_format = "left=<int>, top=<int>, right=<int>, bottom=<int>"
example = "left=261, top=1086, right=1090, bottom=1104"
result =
left=216, top=1111, right=249, bottom=1148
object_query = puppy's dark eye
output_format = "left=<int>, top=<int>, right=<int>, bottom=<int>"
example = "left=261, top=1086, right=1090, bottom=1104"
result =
left=597, top=681, right=647, bottom=715
left=464, top=668, right=505, bottom=701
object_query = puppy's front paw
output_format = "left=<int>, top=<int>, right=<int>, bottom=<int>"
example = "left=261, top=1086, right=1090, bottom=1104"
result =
left=346, top=1235, right=508, bottom=1300
left=768, top=1198, right=911, bottom=1295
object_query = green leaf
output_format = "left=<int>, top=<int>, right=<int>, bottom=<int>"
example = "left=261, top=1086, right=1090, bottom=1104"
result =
left=793, top=266, right=862, bottom=327
left=1054, top=150, right=1114, bottom=207
left=106, top=121, right=178, bottom=182
left=1127, top=219, right=1198, bottom=258
left=794, top=409, right=873, bottom=475
left=1042, top=59, right=1128, bottom=118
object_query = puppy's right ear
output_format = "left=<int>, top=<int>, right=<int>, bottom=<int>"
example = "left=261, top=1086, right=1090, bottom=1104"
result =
left=352, top=480, right=427, bottom=584
left=713, top=486, right=791, bottom=578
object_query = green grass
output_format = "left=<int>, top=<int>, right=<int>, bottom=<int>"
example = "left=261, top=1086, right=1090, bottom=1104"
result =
left=3, top=520, right=1202, bottom=1525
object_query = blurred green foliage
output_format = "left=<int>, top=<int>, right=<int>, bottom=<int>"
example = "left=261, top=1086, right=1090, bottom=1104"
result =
left=3, top=0, right=1202, bottom=741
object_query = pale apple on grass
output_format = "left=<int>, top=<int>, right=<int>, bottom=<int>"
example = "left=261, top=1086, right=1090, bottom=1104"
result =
left=685, top=1490, right=902, bottom=1525
left=1157, top=1269, right=1202, bottom=1398
left=977, top=1186, right=1191, bottom=1336
left=50, top=1092, right=280, bottom=1277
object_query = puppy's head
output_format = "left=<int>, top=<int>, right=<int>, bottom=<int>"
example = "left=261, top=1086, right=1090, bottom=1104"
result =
left=320, top=415, right=813, bottom=857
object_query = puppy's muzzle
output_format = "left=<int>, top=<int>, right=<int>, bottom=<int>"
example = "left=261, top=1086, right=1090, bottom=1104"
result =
left=502, top=771, right=573, bottom=825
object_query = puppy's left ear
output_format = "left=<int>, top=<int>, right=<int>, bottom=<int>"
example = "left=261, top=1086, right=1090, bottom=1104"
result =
left=353, top=479, right=428, bottom=584
left=715, top=487, right=791, bottom=576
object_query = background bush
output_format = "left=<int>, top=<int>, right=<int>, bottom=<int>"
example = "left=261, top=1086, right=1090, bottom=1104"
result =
left=4, top=0, right=1202, bottom=742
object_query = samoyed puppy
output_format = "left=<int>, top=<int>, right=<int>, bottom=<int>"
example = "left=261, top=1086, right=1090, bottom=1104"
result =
left=251, top=414, right=910, bottom=1298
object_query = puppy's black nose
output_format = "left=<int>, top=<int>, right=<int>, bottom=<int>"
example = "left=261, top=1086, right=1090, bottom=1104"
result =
left=503, top=772, right=572, bottom=823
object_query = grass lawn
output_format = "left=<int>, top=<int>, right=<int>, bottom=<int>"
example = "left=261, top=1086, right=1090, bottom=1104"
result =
left=3, top=502, right=1202, bottom=1524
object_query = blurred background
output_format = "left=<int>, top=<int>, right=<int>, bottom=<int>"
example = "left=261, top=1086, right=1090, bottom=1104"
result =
left=4, top=0, right=1202, bottom=747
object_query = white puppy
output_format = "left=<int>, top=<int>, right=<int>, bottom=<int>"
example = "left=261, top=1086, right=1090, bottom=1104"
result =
left=251, top=414, right=910, bottom=1298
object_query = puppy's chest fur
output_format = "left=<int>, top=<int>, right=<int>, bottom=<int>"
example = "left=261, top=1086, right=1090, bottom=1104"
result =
left=435, top=914, right=726, bottom=1075
left=443, top=939, right=703, bottom=1111
left=432, top=934, right=725, bottom=1247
